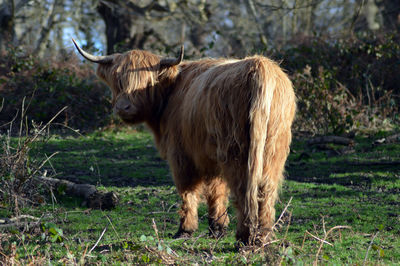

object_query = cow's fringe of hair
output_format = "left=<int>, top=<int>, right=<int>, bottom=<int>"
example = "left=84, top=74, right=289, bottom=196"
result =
left=96, top=50, right=165, bottom=104
left=96, top=50, right=180, bottom=120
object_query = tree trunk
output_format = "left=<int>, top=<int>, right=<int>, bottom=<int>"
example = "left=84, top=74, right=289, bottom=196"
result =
left=97, top=0, right=154, bottom=54
left=35, top=0, right=63, bottom=58
left=377, top=0, right=400, bottom=32
left=244, top=0, right=268, bottom=46
left=0, top=0, right=15, bottom=53
left=364, top=0, right=380, bottom=31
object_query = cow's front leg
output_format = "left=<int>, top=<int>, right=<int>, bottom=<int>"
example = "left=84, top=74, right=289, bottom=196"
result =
left=174, top=186, right=201, bottom=238
left=169, top=153, right=201, bottom=239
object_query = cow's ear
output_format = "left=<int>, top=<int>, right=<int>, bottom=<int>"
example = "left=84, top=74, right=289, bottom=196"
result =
left=160, top=45, right=184, bottom=68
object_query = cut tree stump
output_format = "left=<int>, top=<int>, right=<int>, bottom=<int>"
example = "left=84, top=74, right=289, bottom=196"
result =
left=37, top=176, right=119, bottom=210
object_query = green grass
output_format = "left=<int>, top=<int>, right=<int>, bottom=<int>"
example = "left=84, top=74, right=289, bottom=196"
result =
left=1, top=128, right=399, bottom=264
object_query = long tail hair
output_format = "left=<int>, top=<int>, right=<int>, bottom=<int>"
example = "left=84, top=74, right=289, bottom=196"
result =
left=245, top=58, right=276, bottom=233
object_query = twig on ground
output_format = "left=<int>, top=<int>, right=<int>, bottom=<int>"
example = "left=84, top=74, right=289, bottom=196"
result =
left=313, top=225, right=352, bottom=265
left=210, top=210, right=230, bottom=251
left=0, top=215, right=40, bottom=224
left=305, top=231, right=333, bottom=246
left=322, top=216, right=327, bottom=236
left=301, top=231, right=307, bottom=250
left=30, top=152, right=59, bottom=179
left=0, top=214, right=43, bottom=230
left=167, top=203, right=178, bottom=213
left=88, top=227, right=107, bottom=254
left=152, top=218, right=159, bottom=242
left=51, top=122, right=83, bottom=136
left=363, top=231, right=379, bottom=266
left=103, top=213, right=121, bottom=242
left=275, top=204, right=293, bottom=264
left=190, top=232, right=208, bottom=250
left=251, top=197, right=293, bottom=254
left=274, top=197, right=293, bottom=231
left=80, top=245, right=89, bottom=265
left=145, top=219, right=180, bottom=264
left=145, top=245, right=177, bottom=265
left=280, top=211, right=292, bottom=243
left=151, top=219, right=180, bottom=258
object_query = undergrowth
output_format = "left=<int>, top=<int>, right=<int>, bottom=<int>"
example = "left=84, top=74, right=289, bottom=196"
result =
left=277, top=32, right=400, bottom=135
left=0, top=47, right=111, bottom=132
left=0, top=99, right=66, bottom=215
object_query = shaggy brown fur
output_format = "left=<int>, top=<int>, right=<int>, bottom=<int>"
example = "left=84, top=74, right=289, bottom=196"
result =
left=76, top=45, right=296, bottom=244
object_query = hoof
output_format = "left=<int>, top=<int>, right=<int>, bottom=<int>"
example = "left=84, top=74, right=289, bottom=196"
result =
left=173, top=229, right=193, bottom=239
left=208, top=224, right=227, bottom=239
left=236, top=228, right=275, bottom=247
left=235, top=230, right=250, bottom=246
left=209, top=228, right=227, bottom=239
left=208, top=217, right=228, bottom=239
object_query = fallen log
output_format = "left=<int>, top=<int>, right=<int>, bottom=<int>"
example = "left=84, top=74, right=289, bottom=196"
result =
left=37, top=176, right=119, bottom=210
left=307, top=136, right=354, bottom=146
left=343, top=160, right=400, bottom=166
left=374, top=133, right=400, bottom=145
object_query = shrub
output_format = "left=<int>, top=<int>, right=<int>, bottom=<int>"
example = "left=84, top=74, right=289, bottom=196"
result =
left=292, top=65, right=359, bottom=135
left=0, top=47, right=111, bottom=133
left=275, top=32, right=400, bottom=134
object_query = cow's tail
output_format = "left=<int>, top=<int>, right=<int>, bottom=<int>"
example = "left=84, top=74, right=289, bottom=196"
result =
left=245, top=58, right=275, bottom=237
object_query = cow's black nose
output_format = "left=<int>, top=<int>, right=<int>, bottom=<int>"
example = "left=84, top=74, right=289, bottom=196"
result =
left=116, top=100, right=132, bottom=112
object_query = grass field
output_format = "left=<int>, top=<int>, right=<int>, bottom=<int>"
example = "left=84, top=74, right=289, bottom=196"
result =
left=1, top=128, right=399, bottom=264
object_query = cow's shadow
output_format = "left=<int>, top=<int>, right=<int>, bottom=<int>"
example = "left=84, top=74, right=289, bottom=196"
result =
left=34, top=132, right=400, bottom=190
left=34, top=130, right=173, bottom=188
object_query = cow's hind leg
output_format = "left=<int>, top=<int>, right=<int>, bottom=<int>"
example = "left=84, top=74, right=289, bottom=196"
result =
left=257, top=180, right=279, bottom=243
left=205, top=177, right=229, bottom=238
left=222, top=164, right=250, bottom=244
left=257, top=130, right=292, bottom=243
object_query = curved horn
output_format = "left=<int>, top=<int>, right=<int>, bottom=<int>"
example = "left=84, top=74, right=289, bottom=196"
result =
left=72, top=38, right=114, bottom=64
left=160, top=45, right=184, bottom=68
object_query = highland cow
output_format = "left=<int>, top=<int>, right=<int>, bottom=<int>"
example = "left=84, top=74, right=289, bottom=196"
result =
left=72, top=39, right=296, bottom=244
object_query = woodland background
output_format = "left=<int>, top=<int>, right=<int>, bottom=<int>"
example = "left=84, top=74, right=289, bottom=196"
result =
left=0, top=0, right=399, bottom=134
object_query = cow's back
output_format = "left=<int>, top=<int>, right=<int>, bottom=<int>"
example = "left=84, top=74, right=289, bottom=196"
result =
left=158, top=56, right=292, bottom=177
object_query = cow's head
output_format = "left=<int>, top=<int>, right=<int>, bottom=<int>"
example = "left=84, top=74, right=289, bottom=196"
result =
left=72, top=39, right=183, bottom=123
